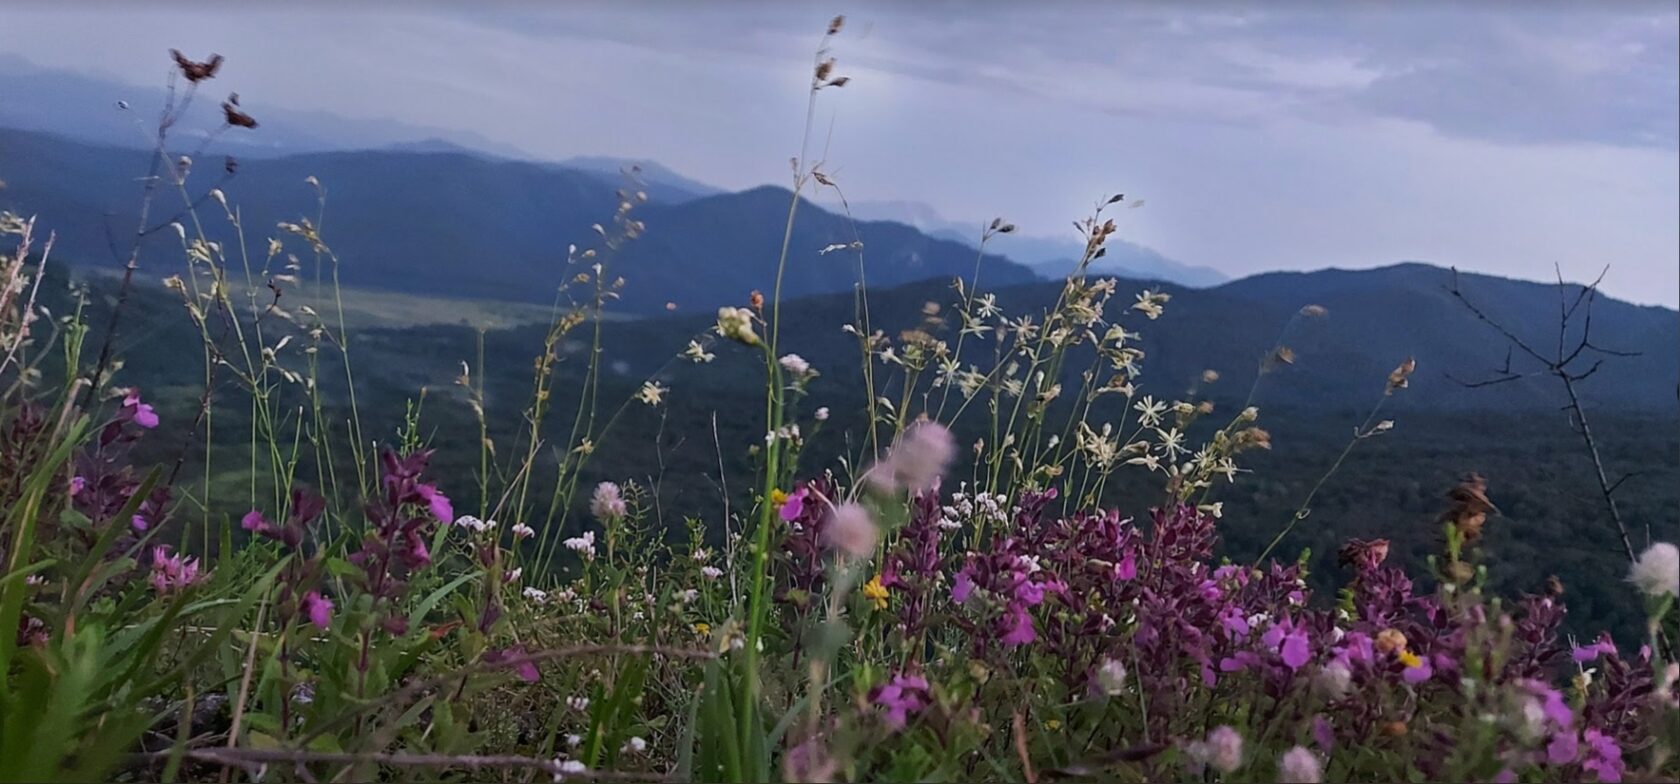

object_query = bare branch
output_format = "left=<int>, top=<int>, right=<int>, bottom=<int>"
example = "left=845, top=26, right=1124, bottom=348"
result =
left=133, top=747, right=671, bottom=781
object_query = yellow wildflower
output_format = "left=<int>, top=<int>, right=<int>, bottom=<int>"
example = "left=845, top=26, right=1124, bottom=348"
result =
left=1397, top=650, right=1422, bottom=669
left=862, top=575, right=889, bottom=610
left=694, top=622, right=711, bottom=637
left=770, top=488, right=788, bottom=506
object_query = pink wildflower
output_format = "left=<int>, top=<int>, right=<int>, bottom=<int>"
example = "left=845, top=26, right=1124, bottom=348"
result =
left=590, top=482, right=627, bottom=522
left=823, top=502, right=878, bottom=557
left=1278, top=746, right=1323, bottom=783
left=148, top=546, right=202, bottom=594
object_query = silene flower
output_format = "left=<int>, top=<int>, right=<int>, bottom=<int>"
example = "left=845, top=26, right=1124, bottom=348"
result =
left=511, top=522, right=535, bottom=538
left=637, top=381, right=668, bottom=406
left=523, top=586, right=550, bottom=604
left=715, top=306, right=760, bottom=345
left=701, top=565, right=724, bottom=581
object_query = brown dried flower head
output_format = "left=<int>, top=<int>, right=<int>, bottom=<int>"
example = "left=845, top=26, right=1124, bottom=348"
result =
left=1374, top=628, right=1408, bottom=655
left=1440, top=472, right=1497, bottom=542
left=222, top=97, right=259, bottom=129
left=170, top=49, right=224, bottom=82
left=1386, top=357, right=1416, bottom=394
left=1338, top=538, right=1391, bottom=570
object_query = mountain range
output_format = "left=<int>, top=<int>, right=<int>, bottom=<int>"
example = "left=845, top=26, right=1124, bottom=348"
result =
left=0, top=127, right=1036, bottom=312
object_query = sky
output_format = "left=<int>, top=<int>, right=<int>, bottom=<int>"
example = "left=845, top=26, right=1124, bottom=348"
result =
left=3, top=1, right=1677, bottom=306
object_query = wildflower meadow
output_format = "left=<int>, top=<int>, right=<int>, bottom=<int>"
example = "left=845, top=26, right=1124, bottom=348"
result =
left=1, top=19, right=1677, bottom=784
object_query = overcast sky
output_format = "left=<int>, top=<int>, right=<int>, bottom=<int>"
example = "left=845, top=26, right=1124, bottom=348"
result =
left=4, top=2, right=1677, bottom=305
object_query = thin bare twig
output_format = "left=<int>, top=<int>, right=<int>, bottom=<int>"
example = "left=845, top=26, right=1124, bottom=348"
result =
left=134, top=747, right=674, bottom=781
left=1446, top=267, right=1643, bottom=561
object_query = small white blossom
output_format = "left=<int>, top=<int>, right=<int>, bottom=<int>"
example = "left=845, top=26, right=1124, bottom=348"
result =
left=1096, top=658, right=1127, bottom=696
left=563, top=531, right=598, bottom=560
left=566, top=696, right=590, bottom=711
left=552, top=758, right=588, bottom=782
left=778, top=353, right=814, bottom=378
left=511, top=522, right=535, bottom=538
left=622, top=736, right=648, bottom=754
left=814, top=406, right=830, bottom=421
left=637, top=381, right=668, bottom=406
left=701, top=565, right=724, bottom=580
left=453, top=515, right=496, bottom=533
left=523, top=587, right=549, bottom=604
left=683, top=340, right=716, bottom=363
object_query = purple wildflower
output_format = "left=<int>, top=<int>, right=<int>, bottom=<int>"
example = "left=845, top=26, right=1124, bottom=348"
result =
left=301, top=590, right=334, bottom=630
left=1571, top=634, right=1617, bottom=664
left=122, top=390, right=159, bottom=429
left=1000, top=604, right=1036, bottom=646
left=1581, top=728, right=1623, bottom=782
left=779, top=487, right=807, bottom=521
left=871, top=672, right=931, bottom=730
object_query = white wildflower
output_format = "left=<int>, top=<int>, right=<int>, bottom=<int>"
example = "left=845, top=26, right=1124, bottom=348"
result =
left=715, top=307, right=759, bottom=345
left=1096, top=658, right=1127, bottom=696
left=1630, top=542, right=1679, bottom=598
left=778, top=353, right=815, bottom=378
left=563, top=531, right=598, bottom=560
left=552, top=758, right=587, bottom=782
left=637, top=381, right=668, bottom=406
left=683, top=340, right=716, bottom=363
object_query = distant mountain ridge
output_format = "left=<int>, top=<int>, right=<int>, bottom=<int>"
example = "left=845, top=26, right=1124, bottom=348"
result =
left=0, top=127, right=1037, bottom=312
left=845, top=197, right=1229, bottom=288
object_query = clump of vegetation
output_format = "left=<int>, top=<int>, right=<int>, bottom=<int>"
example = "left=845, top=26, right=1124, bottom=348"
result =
left=1, top=22, right=1675, bottom=783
